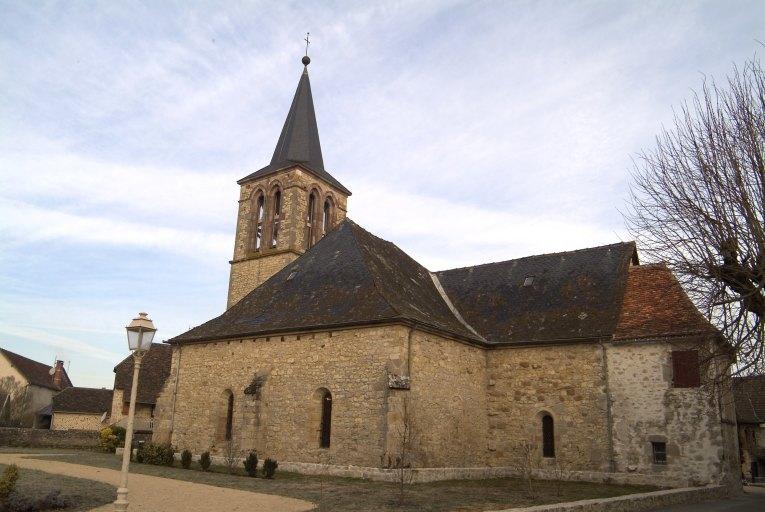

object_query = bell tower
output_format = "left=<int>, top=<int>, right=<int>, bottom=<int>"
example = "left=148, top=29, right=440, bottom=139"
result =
left=227, top=55, right=351, bottom=308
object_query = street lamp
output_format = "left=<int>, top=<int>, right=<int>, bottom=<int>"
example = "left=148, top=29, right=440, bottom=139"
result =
left=114, top=312, right=156, bottom=512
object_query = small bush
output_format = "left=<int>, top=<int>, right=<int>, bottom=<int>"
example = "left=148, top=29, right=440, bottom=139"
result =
left=200, top=451, right=211, bottom=472
left=136, top=442, right=174, bottom=466
left=0, top=464, right=19, bottom=501
left=110, top=425, right=127, bottom=447
left=181, top=449, right=192, bottom=469
left=262, top=458, right=278, bottom=479
left=243, top=451, right=258, bottom=477
left=98, top=427, right=118, bottom=453
left=2, top=489, right=69, bottom=512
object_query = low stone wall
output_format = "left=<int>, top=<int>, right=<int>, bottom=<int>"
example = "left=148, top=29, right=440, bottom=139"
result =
left=0, top=427, right=99, bottom=449
left=276, top=461, right=697, bottom=487
left=488, top=485, right=726, bottom=512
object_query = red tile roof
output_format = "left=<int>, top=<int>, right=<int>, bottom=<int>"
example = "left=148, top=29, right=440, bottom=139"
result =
left=614, top=264, right=717, bottom=340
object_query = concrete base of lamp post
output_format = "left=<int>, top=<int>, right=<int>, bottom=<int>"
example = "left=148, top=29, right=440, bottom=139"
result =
left=114, top=488, right=129, bottom=512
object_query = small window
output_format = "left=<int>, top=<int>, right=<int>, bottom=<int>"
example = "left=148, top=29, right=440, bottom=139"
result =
left=541, top=414, right=555, bottom=458
left=122, top=402, right=129, bottom=415
left=652, top=441, right=667, bottom=464
left=252, top=193, right=265, bottom=251
left=225, top=391, right=234, bottom=441
left=320, top=389, right=332, bottom=448
left=306, top=191, right=317, bottom=248
left=523, top=276, right=534, bottom=287
left=322, top=199, right=332, bottom=237
left=671, top=350, right=701, bottom=388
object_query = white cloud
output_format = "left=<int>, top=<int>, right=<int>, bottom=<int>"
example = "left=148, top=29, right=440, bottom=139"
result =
left=0, top=323, right=121, bottom=363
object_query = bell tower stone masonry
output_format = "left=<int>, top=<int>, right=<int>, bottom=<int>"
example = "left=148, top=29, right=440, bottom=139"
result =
left=227, top=57, right=350, bottom=308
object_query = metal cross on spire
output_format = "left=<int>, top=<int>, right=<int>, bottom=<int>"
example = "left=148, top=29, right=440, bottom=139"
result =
left=304, top=32, right=310, bottom=57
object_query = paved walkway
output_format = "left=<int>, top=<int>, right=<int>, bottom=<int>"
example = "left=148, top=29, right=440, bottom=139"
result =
left=651, top=486, right=765, bottom=512
left=0, top=453, right=315, bottom=512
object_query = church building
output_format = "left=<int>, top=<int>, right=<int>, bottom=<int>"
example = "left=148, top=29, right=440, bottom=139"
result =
left=152, top=55, right=739, bottom=487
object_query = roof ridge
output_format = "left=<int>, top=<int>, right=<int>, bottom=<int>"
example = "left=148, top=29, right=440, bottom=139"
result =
left=436, top=241, right=636, bottom=274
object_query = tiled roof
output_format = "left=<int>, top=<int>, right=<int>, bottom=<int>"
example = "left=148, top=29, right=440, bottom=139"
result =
left=52, top=387, right=112, bottom=414
left=171, top=220, right=481, bottom=344
left=614, top=264, right=717, bottom=340
left=113, top=343, right=172, bottom=405
left=732, top=375, right=765, bottom=424
left=238, top=67, right=350, bottom=195
left=0, top=348, right=73, bottom=391
left=435, top=243, right=637, bottom=344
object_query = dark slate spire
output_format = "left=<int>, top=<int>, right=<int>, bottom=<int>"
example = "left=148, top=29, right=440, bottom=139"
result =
left=238, top=56, right=351, bottom=195
left=269, top=61, right=324, bottom=171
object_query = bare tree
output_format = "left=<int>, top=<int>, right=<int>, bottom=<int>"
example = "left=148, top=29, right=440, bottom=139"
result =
left=388, top=395, right=417, bottom=505
left=0, top=377, right=32, bottom=427
left=512, top=441, right=539, bottom=499
left=222, top=438, right=239, bottom=474
left=626, top=55, right=765, bottom=377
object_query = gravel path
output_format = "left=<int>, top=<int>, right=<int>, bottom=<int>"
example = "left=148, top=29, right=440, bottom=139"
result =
left=0, top=452, right=315, bottom=512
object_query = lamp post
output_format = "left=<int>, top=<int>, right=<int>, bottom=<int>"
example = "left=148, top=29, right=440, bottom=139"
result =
left=114, top=312, right=156, bottom=512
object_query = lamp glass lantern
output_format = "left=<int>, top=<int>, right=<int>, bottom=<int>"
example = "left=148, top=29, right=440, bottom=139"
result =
left=125, top=312, right=156, bottom=352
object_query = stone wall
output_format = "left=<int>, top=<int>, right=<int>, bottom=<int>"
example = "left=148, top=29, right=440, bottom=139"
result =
left=51, top=412, right=104, bottom=431
left=0, top=427, right=99, bottom=448
left=402, top=330, right=488, bottom=467
left=486, top=343, right=610, bottom=471
left=606, top=339, right=730, bottom=486
left=227, top=166, right=349, bottom=307
left=161, top=325, right=408, bottom=467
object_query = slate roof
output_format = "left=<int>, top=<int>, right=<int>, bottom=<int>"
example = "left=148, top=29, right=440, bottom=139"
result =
left=171, top=219, right=482, bottom=344
left=732, top=375, right=765, bottom=424
left=434, top=243, right=638, bottom=344
left=0, top=348, right=73, bottom=391
left=614, top=264, right=718, bottom=340
left=238, top=66, right=351, bottom=195
left=52, top=387, right=112, bottom=415
left=113, top=343, right=172, bottom=405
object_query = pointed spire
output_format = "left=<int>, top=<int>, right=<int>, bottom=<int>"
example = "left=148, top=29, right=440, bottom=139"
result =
left=238, top=53, right=351, bottom=196
left=269, top=60, right=324, bottom=172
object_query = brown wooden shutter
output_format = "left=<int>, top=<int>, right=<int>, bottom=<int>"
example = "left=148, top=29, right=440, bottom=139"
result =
left=672, top=350, right=700, bottom=388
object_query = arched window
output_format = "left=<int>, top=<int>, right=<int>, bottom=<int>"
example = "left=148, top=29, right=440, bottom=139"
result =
left=252, top=193, right=265, bottom=251
left=319, top=389, right=332, bottom=448
left=225, top=391, right=234, bottom=441
left=322, top=198, right=333, bottom=237
left=542, top=413, right=555, bottom=458
left=270, top=189, right=282, bottom=248
left=306, top=191, right=317, bottom=248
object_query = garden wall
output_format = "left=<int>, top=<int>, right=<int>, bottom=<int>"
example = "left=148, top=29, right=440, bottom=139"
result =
left=0, top=427, right=99, bottom=449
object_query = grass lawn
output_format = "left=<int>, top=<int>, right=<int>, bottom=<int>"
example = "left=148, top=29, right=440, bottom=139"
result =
left=0, top=462, right=115, bottom=512
left=17, top=448, right=658, bottom=512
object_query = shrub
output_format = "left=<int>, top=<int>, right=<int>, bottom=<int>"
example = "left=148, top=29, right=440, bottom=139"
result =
left=0, top=464, right=19, bottom=501
left=243, top=451, right=258, bottom=477
left=262, top=458, right=278, bottom=479
left=110, top=425, right=127, bottom=447
left=199, top=451, right=211, bottom=472
left=181, top=449, right=192, bottom=469
left=98, top=427, right=118, bottom=453
left=136, top=442, right=174, bottom=466
left=2, top=489, right=69, bottom=511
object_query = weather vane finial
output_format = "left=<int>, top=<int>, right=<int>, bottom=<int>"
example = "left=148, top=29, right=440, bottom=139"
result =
left=302, top=32, right=311, bottom=67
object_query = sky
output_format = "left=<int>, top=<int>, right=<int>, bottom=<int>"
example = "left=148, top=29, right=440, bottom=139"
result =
left=1, top=0, right=763, bottom=388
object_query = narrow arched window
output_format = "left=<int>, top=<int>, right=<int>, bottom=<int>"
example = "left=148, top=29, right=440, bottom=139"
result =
left=542, top=414, right=555, bottom=458
left=225, top=391, right=234, bottom=441
left=270, top=189, right=282, bottom=248
left=306, top=191, right=317, bottom=248
left=320, top=389, right=332, bottom=448
left=322, top=198, right=332, bottom=236
left=252, top=193, right=265, bottom=251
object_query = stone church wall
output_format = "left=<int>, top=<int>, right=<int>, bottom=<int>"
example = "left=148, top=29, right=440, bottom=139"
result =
left=162, top=325, right=409, bottom=467
left=403, top=330, right=488, bottom=467
left=485, top=343, right=611, bottom=471
left=606, top=339, right=734, bottom=486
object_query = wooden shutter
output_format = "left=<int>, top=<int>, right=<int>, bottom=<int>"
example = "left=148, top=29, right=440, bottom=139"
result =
left=672, top=350, right=700, bottom=388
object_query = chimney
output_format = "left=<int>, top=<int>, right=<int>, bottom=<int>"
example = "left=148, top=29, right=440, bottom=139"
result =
left=52, top=360, right=65, bottom=389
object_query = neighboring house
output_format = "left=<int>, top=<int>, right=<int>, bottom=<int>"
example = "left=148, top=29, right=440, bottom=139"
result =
left=110, top=343, right=172, bottom=433
left=51, top=387, right=113, bottom=431
left=0, top=348, right=72, bottom=427
left=733, top=375, right=765, bottom=481
left=150, top=57, right=739, bottom=488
